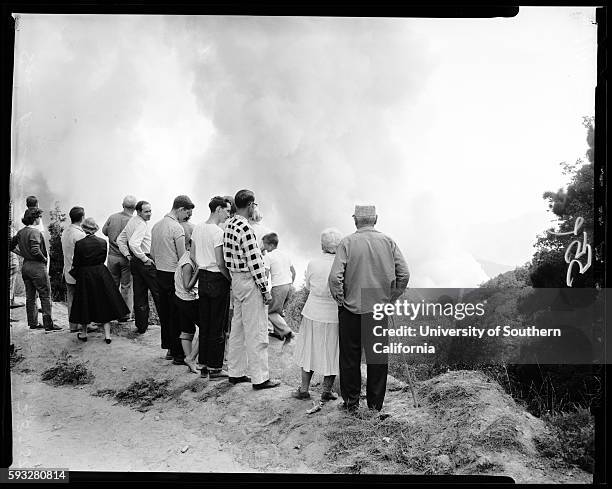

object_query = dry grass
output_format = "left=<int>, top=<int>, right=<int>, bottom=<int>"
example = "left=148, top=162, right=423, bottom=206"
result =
left=95, top=378, right=172, bottom=411
left=41, top=349, right=94, bottom=386
left=10, top=349, right=24, bottom=369
left=476, top=415, right=524, bottom=452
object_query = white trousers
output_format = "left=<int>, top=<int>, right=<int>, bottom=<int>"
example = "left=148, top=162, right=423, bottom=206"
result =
left=227, top=271, right=270, bottom=385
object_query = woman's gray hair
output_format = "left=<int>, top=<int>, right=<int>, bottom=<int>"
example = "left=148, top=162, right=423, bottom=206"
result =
left=249, top=207, right=263, bottom=223
left=321, top=228, right=343, bottom=254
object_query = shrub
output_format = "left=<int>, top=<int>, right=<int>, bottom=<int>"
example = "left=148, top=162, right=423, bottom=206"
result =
left=535, top=407, right=594, bottom=473
left=47, top=203, right=67, bottom=302
left=284, top=285, right=309, bottom=331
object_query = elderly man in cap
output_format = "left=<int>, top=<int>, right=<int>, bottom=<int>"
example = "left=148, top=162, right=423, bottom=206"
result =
left=151, top=195, right=195, bottom=364
left=329, top=205, right=410, bottom=413
left=102, top=195, right=138, bottom=321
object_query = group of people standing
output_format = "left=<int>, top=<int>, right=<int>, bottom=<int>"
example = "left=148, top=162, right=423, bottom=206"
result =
left=10, top=188, right=410, bottom=411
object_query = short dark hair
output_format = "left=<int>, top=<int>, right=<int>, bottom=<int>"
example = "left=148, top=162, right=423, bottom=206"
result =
left=69, top=206, right=85, bottom=223
left=172, top=195, right=195, bottom=210
left=26, top=196, right=38, bottom=208
left=22, top=207, right=42, bottom=226
left=234, top=189, right=255, bottom=209
left=135, top=200, right=150, bottom=212
left=208, top=196, right=231, bottom=213
left=223, top=195, right=236, bottom=215
left=262, top=232, right=278, bottom=247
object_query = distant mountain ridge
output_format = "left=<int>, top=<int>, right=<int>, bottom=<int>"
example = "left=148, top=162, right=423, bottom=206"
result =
left=476, top=258, right=515, bottom=279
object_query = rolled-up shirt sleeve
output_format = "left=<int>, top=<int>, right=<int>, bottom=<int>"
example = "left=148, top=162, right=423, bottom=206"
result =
left=328, top=241, right=347, bottom=305
left=128, top=222, right=148, bottom=263
left=117, top=228, right=129, bottom=258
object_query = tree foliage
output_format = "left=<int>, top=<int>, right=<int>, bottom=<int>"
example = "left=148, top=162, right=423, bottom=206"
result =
left=48, top=202, right=67, bottom=302
left=530, top=116, right=595, bottom=287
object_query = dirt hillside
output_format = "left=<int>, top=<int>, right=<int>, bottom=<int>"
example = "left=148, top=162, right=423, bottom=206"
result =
left=9, top=301, right=591, bottom=482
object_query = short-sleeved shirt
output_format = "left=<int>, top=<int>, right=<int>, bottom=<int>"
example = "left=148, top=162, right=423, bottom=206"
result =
left=61, top=223, right=86, bottom=284
left=264, top=248, right=293, bottom=287
left=174, top=251, right=198, bottom=301
left=104, top=211, right=133, bottom=257
left=150, top=214, right=185, bottom=272
left=192, top=222, right=224, bottom=272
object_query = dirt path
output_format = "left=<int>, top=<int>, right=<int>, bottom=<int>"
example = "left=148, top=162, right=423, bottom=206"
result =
left=8, top=301, right=593, bottom=482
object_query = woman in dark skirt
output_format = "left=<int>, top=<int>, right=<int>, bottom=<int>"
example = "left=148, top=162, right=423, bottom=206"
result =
left=69, top=217, right=129, bottom=343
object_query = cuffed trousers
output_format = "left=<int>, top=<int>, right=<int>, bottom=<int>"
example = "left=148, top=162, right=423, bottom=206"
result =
left=227, top=272, right=270, bottom=385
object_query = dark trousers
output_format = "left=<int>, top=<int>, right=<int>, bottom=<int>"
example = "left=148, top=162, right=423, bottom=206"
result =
left=338, top=306, right=388, bottom=411
left=21, top=260, right=53, bottom=328
left=198, top=269, right=230, bottom=369
left=175, top=295, right=199, bottom=335
left=156, top=270, right=183, bottom=358
left=130, top=258, right=161, bottom=334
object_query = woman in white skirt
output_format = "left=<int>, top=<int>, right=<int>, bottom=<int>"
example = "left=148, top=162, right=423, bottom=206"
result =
left=292, top=228, right=344, bottom=401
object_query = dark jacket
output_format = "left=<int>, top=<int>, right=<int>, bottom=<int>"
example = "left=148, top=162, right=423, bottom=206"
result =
left=70, top=234, right=107, bottom=277
left=10, top=226, right=47, bottom=263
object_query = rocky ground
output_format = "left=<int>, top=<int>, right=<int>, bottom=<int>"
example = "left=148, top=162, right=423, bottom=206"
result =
left=8, top=300, right=592, bottom=482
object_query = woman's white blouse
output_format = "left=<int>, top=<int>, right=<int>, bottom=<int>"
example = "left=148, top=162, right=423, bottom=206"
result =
left=300, top=253, right=339, bottom=324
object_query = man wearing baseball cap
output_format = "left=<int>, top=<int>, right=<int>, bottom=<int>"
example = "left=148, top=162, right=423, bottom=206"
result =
left=329, top=204, right=410, bottom=413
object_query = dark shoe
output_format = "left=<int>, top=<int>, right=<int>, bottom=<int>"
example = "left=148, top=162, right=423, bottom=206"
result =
left=77, top=333, right=88, bottom=342
left=118, top=315, right=131, bottom=323
left=229, top=375, right=251, bottom=385
left=165, top=350, right=173, bottom=360
left=209, top=369, right=229, bottom=380
left=321, top=391, right=338, bottom=401
left=29, top=324, right=44, bottom=329
left=45, top=324, right=62, bottom=332
left=291, top=387, right=311, bottom=400
left=252, top=379, right=281, bottom=390
left=200, top=368, right=209, bottom=379
left=268, top=332, right=283, bottom=340
left=105, top=338, right=112, bottom=344
left=172, top=358, right=186, bottom=366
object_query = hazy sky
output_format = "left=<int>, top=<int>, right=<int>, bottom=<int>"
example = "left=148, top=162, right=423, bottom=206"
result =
left=10, top=8, right=597, bottom=287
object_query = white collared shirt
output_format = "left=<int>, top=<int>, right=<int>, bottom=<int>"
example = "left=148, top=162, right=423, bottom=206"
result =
left=117, top=215, right=151, bottom=263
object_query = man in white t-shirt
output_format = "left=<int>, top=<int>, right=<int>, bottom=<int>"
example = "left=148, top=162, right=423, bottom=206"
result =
left=261, top=232, right=296, bottom=341
left=191, top=196, right=232, bottom=380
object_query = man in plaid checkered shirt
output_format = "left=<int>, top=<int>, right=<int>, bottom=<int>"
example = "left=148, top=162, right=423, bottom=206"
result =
left=223, top=189, right=281, bottom=390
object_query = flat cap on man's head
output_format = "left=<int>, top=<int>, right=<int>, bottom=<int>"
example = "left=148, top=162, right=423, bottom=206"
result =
left=353, top=205, right=376, bottom=218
